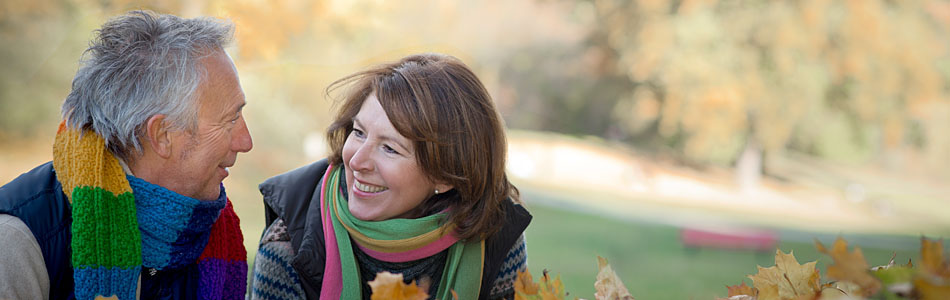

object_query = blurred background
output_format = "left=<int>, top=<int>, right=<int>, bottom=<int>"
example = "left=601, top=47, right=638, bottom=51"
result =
left=1, top=0, right=949, bottom=298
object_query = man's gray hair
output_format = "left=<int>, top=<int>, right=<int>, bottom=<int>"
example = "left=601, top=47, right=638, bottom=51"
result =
left=62, top=10, right=234, bottom=162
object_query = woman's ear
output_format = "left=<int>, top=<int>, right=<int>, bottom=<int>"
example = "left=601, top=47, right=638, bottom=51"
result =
left=143, top=114, right=172, bottom=158
left=434, top=183, right=454, bottom=195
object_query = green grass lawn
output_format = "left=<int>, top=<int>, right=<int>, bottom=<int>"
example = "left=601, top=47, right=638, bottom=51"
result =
left=523, top=197, right=934, bottom=299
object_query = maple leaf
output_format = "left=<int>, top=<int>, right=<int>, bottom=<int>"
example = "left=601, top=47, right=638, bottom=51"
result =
left=815, top=238, right=881, bottom=297
left=757, top=283, right=779, bottom=300
left=368, top=271, right=429, bottom=300
left=514, top=269, right=568, bottom=300
left=726, top=282, right=756, bottom=297
left=538, top=271, right=566, bottom=300
left=914, top=278, right=950, bottom=300
left=920, top=237, right=950, bottom=278
left=916, top=237, right=950, bottom=300
left=594, top=256, right=635, bottom=300
left=748, top=250, right=821, bottom=300
left=515, top=269, right=541, bottom=300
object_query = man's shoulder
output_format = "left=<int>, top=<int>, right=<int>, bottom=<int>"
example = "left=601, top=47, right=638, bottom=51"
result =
left=0, top=162, right=61, bottom=211
left=0, top=214, right=42, bottom=252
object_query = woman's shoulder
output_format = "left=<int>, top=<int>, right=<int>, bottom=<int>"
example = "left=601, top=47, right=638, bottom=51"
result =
left=259, top=159, right=331, bottom=196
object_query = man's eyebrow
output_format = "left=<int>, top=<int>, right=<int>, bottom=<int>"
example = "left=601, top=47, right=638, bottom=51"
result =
left=226, top=102, right=245, bottom=117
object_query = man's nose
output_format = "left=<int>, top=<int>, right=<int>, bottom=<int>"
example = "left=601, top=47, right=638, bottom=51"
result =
left=232, top=116, right=253, bottom=153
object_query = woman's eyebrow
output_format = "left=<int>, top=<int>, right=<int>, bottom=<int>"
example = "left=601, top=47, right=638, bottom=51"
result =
left=352, top=117, right=412, bottom=152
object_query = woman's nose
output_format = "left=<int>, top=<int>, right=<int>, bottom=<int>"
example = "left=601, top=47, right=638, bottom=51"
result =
left=348, top=143, right=373, bottom=172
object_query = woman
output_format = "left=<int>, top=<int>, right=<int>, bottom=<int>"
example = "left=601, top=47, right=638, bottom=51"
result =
left=250, top=53, right=532, bottom=300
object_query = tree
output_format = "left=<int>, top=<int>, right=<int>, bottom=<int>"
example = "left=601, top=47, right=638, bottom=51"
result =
left=586, top=0, right=950, bottom=178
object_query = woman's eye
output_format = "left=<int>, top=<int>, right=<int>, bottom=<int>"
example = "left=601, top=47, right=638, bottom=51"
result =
left=383, top=145, right=399, bottom=155
left=353, top=128, right=365, bottom=138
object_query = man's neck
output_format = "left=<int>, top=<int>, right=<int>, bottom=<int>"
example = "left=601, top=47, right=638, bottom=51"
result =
left=116, top=157, right=134, bottom=176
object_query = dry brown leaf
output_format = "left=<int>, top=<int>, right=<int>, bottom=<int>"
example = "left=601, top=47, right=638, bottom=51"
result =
left=726, top=282, right=756, bottom=297
left=539, top=270, right=566, bottom=300
left=815, top=238, right=881, bottom=296
left=748, top=250, right=820, bottom=300
left=368, top=271, right=429, bottom=300
left=914, top=277, right=950, bottom=300
left=515, top=269, right=541, bottom=300
left=917, top=237, right=950, bottom=300
left=920, top=237, right=950, bottom=277
left=515, top=269, right=567, bottom=300
left=594, top=256, right=634, bottom=300
left=757, top=283, right=780, bottom=300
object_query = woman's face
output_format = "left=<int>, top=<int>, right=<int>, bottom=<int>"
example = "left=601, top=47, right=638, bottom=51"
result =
left=342, top=94, right=449, bottom=221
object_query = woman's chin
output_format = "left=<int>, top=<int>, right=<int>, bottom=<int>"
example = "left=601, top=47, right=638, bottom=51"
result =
left=348, top=202, right=383, bottom=221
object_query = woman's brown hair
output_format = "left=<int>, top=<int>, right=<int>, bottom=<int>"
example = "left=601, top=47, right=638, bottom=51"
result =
left=325, top=53, right=519, bottom=241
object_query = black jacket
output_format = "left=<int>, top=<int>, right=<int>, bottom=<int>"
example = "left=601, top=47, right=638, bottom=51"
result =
left=258, top=159, right=532, bottom=299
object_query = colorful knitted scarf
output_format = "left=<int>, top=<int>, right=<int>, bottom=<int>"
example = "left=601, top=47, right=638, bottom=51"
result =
left=319, top=164, right=484, bottom=299
left=52, top=122, right=247, bottom=299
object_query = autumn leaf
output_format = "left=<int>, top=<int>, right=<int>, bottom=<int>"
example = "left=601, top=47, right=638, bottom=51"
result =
left=757, top=283, right=779, bottom=300
left=748, top=250, right=821, bottom=300
left=368, top=271, right=429, bottom=300
left=815, top=238, right=881, bottom=297
left=594, top=256, right=634, bottom=300
left=514, top=269, right=567, bottom=300
left=515, top=269, right=541, bottom=300
left=914, top=278, right=950, bottom=300
left=916, top=237, right=950, bottom=300
left=538, top=271, right=566, bottom=300
left=920, top=237, right=950, bottom=278
left=726, top=282, right=756, bottom=297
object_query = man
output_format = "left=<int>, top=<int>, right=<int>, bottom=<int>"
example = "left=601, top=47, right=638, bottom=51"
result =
left=0, top=10, right=253, bottom=299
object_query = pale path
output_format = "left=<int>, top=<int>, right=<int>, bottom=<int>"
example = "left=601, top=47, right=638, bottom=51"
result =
left=506, top=131, right=950, bottom=236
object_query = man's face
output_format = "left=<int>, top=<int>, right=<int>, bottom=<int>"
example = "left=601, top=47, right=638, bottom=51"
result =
left=164, top=50, right=253, bottom=200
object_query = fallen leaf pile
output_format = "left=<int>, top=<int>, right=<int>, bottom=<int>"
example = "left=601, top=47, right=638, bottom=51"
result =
left=723, top=237, right=950, bottom=300
left=366, top=237, right=949, bottom=300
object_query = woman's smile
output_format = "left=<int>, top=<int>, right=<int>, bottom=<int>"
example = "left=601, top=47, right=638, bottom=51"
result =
left=353, top=178, right=387, bottom=193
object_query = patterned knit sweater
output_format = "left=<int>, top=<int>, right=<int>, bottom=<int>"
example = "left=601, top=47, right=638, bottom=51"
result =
left=249, top=219, right=528, bottom=300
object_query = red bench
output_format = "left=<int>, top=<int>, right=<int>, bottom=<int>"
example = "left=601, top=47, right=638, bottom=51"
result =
left=680, top=227, right=777, bottom=252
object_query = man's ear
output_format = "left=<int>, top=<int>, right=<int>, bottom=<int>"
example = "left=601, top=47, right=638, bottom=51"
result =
left=144, top=114, right=172, bottom=158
